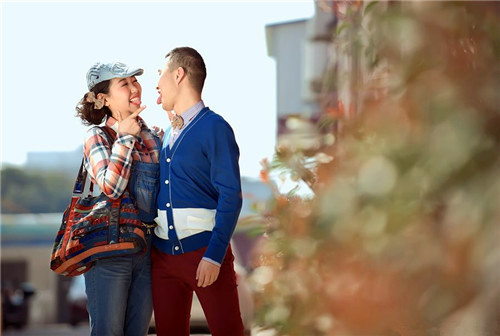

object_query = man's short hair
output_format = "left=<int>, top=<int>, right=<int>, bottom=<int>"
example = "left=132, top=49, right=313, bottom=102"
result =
left=166, top=47, right=207, bottom=93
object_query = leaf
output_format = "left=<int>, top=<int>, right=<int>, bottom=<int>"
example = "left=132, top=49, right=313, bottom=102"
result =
left=336, top=22, right=351, bottom=37
left=364, top=1, right=379, bottom=16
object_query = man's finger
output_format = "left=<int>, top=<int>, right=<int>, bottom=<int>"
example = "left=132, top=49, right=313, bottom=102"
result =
left=196, top=263, right=203, bottom=287
left=129, top=105, right=146, bottom=119
left=205, top=274, right=215, bottom=287
left=203, top=275, right=211, bottom=288
left=197, top=272, right=205, bottom=287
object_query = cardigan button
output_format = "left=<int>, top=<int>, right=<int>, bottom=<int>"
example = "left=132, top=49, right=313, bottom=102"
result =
left=169, top=225, right=174, bottom=230
left=165, top=180, right=169, bottom=184
left=166, top=203, right=171, bottom=207
left=174, top=246, right=180, bottom=251
left=166, top=158, right=171, bottom=163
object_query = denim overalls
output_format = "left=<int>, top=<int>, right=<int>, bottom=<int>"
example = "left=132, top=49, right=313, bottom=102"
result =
left=84, top=137, right=160, bottom=336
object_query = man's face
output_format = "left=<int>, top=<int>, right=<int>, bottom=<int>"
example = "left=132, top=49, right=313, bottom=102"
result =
left=156, top=59, right=177, bottom=112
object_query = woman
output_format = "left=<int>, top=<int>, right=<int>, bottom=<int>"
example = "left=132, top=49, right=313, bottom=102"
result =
left=75, top=61, right=161, bottom=336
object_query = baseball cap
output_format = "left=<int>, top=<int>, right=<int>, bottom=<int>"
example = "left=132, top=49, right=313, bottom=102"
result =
left=86, top=62, right=144, bottom=90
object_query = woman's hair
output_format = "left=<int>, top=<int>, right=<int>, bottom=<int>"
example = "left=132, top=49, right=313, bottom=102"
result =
left=75, top=80, right=112, bottom=126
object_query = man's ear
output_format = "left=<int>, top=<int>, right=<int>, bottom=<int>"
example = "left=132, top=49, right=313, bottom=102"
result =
left=175, top=67, right=186, bottom=85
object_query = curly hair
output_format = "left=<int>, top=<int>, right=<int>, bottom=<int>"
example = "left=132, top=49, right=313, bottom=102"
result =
left=75, top=80, right=112, bottom=126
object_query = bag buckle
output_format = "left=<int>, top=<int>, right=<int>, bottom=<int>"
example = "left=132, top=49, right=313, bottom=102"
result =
left=141, top=222, right=157, bottom=235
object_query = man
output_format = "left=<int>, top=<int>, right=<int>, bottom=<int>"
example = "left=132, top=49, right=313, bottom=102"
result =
left=152, top=47, right=245, bottom=336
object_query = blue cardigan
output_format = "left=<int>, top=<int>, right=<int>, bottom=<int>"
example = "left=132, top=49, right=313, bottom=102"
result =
left=154, top=107, right=242, bottom=265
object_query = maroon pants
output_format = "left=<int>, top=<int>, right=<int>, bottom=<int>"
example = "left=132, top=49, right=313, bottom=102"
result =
left=151, top=245, right=245, bottom=336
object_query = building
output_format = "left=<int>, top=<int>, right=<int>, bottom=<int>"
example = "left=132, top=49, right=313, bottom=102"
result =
left=265, top=2, right=336, bottom=140
left=1, top=213, right=63, bottom=324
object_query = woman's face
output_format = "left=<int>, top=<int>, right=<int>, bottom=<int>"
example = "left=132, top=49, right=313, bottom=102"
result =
left=102, top=76, right=142, bottom=119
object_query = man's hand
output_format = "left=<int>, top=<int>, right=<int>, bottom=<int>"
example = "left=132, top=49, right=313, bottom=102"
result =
left=196, top=259, right=220, bottom=287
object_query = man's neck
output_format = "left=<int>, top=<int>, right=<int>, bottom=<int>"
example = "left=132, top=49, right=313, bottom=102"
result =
left=174, top=94, right=202, bottom=115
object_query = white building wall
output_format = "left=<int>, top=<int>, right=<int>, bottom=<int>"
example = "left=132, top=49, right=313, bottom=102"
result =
left=266, top=3, right=336, bottom=136
left=267, top=20, right=317, bottom=120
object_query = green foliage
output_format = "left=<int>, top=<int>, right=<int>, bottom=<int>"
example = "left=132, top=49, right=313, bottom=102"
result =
left=253, top=2, right=500, bottom=335
left=1, top=167, right=74, bottom=213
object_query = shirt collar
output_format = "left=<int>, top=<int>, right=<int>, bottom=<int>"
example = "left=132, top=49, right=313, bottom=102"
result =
left=178, top=100, right=205, bottom=125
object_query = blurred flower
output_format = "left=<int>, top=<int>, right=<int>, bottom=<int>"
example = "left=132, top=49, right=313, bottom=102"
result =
left=252, top=2, right=500, bottom=335
left=260, top=169, right=270, bottom=184
left=357, top=155, right=398, bottom=196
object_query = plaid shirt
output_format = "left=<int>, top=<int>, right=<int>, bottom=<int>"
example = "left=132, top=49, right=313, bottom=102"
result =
left=83, top=116, right=162, bottom=199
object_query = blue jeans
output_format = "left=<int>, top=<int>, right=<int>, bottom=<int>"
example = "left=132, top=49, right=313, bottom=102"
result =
left=84, top=159, right=159, bottom=336
left=84, top=234, right=153, bottom=336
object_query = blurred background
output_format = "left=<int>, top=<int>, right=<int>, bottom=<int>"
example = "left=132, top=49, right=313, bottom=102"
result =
left=2, top=1, right=500, bottom=336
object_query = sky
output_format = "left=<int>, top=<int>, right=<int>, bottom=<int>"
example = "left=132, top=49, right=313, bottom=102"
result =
left=1, top=1, right=314, bottom=178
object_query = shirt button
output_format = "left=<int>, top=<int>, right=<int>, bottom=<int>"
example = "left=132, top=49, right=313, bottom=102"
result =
left=166, top=158, right=171, bottom=163
left=174, top=246, right=180, bottom=251
left=169, top=225, right=174, bottom=230
left=166, top=203, right=171, bottom=207
left=165, top=180, right=169, bottom=184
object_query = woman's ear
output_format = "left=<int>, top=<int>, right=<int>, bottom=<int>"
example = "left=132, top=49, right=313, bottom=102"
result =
left=97, top=93, right=108, bottom=106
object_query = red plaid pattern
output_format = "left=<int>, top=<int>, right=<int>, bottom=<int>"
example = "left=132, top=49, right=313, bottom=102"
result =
left=83, top=117, right=161, bottom=199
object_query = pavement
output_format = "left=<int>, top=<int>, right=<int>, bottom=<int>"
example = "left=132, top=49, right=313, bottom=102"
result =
left=3, top=324, right=90, bottom=336
left=2, top=324, right=208, bottom=336
left=2, top=324, right=273, bottom=336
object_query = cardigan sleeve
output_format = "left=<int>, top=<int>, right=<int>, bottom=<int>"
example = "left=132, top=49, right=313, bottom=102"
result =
left=203, top=118, right=243, bottom=264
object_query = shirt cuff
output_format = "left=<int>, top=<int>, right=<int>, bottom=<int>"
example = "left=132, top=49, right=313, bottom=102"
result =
left=202, top=257, right=221, bottom=267
left=116, top=133, right=136, bottom=149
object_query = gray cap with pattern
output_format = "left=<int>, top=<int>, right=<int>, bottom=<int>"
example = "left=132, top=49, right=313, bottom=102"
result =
left=86, top=62, right=144, bottom=90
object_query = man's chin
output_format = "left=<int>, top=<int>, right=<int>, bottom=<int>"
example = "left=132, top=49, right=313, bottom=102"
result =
left=162, top=102, right=171, bottom=111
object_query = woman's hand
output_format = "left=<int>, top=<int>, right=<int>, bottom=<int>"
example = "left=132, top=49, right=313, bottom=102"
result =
left=117, top=106, right=146, bottom=137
